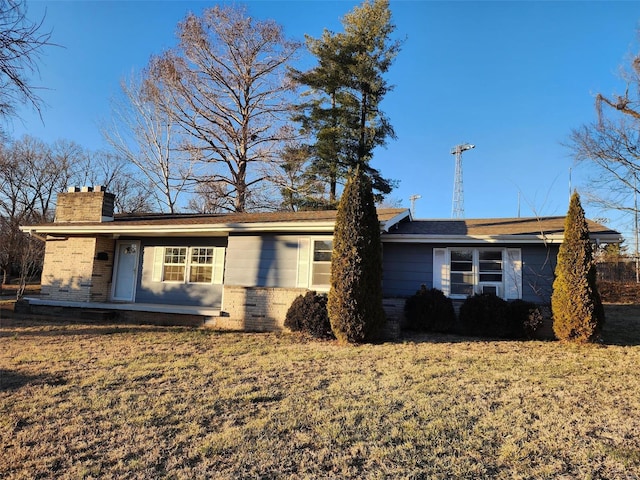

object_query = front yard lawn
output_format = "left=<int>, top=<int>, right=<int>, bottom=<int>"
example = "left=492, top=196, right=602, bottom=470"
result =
left=1, top=305, right=639, bottom=478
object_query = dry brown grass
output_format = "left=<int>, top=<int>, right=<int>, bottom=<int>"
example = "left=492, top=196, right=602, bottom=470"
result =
left=1, top=305, right=640, bottom=479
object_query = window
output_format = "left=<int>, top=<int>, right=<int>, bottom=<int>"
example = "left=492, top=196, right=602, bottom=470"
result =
left=163, top=247, right=187, bottom=282
left=189, top=247, right=214, bottom=283
left=450, top=249, right=474, bottom=296
left=479, top=250, right=503, bottom=283
left=311, top=240, right=333, bottom=287
left=156, top=246, right=224, bottom=284
left=448, top=248, right=504, bottom=297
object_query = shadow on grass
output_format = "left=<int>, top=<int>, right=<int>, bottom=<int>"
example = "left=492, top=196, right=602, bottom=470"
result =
left=0, top=369, right=66, bottom=391
left=0, top=316, right=196, bottom=338
left=399, top=304, right=640, bottom=347
left=600, top=304, right=640, bottom=347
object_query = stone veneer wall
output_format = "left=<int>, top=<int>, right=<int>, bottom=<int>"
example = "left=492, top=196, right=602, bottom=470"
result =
left=40, top=236, right=115, bottom=302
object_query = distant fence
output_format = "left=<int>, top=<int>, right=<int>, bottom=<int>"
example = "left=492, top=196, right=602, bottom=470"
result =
left=597, top=259, right=638, bottom=283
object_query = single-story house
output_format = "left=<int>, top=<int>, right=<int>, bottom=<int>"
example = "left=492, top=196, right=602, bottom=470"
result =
left=19, top=186, right=622, bottom=332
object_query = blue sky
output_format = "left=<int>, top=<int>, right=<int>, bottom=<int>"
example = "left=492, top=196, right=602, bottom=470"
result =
left=9, top=1, right=640, bottom=239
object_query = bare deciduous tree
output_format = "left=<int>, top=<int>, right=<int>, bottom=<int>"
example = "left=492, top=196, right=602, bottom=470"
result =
left=80, top=150, right=154, bottom=214
left=568, top=42, right=640, bottom=220
left=0, top=0, right=52, bottom=129
left=104, top=74, right=192, bottom=213
left=145, top=5, right=300, bottom=212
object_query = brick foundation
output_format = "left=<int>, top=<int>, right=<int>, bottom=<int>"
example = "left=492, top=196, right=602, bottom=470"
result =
left=220, top=285, right=309, bottom=331
left=381, top=298, right=405, bottom=339
left=219, top=286, right=403, bottom=339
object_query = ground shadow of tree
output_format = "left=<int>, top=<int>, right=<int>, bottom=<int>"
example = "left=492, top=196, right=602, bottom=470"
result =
left=0, top=369, right=66, bottom=391
left=600, top=304, right=640, bottom=347
left=399, top=304, right=640, bottom=347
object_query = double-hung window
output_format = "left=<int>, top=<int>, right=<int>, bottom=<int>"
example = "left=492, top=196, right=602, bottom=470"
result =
left=189, top=247, right=214, bottom=283
left=155, top=246, right=224, bottom=285
left=437, top=248, right=518, bottom=299
left=163, top=247, right=187, bottom=282
left=311, top=240, right=333, bottom=288
left=450, top=250, right=474, bottom=296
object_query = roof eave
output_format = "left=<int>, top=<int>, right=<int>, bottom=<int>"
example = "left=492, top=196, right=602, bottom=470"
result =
left=381, top=233, right=623, bottom=244
left=20, top=221, right=338, bottom=237
left=380, top=209, right=411, bottom=232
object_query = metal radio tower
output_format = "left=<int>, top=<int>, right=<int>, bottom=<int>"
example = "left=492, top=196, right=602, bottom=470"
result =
left=451, top=143, right=475, bottom=218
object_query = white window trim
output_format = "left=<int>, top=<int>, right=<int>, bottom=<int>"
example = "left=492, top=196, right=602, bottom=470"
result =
left=309, top=237, right=333, bottom=291
left=161, top=246, right=188, bottom=284
left=189, top=247, right=216, bottom=284
left=153, top=246, right=225, bottom=285
left=436, top=247, right=521, bottom=300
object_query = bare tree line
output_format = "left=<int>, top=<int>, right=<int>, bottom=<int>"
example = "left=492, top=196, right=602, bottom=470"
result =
left=0, top=136, right=153, bottom=287
left=0, top=0, right=402, bottom=289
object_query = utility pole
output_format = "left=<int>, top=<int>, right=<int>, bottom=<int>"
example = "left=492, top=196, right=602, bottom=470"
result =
left=409, top=194, right=421, bottom=217
left=635, top=173, right=639, bottom=283
left=451, top=143, right=475, bottom=218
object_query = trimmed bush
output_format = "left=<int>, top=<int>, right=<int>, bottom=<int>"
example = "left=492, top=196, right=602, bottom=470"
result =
left=459, top=293, right=510, bottom=338
left=284, top=291, right=333, bottom=339
left=507, top=299, right=544, bottom=339
left=404, top=285, right=456, bottom=332
left=551, top=191, right=605, bottom=342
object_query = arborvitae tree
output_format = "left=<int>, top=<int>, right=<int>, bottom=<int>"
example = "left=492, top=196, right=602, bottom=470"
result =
left=551, top=191, right=605, bottom=342
left=327, top=167, right=385, bottom=343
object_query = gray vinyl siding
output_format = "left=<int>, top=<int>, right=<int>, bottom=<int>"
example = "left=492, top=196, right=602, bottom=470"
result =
left=224, top=234, right=306, bottom=287
left=382, top=242, right=558, bottom=304
left=521, top=244, right=558, bottom=304
left=135, top=237, right=227, bottom=307
left=382, top=243, right=434, bottom=297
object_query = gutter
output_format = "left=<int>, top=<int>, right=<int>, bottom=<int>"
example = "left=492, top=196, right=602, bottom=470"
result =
left=380, top=233, right=623, bottom=245
left=19, top=221, right=339, bottom=237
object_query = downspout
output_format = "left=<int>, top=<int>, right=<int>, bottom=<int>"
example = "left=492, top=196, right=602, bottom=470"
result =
left=26, top=230, right=48, bottom=243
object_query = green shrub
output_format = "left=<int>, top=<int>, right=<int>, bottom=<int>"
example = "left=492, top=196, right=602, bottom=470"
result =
left=551, top=191, right=605, bottom=342
left=459, top=293, right=510, bottom=338
left=507, top=299, right=544, bottom=339
left=404, top=285, right=456, bottom=332
left=328, top=167, right=385, bottom=343
left=284, top=291, right=333, bottom=339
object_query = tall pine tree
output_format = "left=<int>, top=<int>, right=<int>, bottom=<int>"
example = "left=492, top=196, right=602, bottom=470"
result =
left=551, top=191, right=605, bottom=342
left=289, top=0, right=402, bottom=205
left=327, top=167, right=385, bottom=343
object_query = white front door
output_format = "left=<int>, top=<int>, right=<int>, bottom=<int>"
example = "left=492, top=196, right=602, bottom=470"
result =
left=112, top=241, right=140, bottom=301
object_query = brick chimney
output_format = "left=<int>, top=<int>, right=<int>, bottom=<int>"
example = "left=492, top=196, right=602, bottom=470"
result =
left=55, top=186, right=115, bottom=222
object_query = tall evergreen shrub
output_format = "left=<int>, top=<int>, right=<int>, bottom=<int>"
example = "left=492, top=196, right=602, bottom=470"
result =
left=551, top=191, right=605, bottom=342
left=327, top=167, right=386, bottom=343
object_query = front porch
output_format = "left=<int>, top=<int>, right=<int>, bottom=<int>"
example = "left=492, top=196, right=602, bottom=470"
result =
left=17, top=297, right=221, bottom=327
